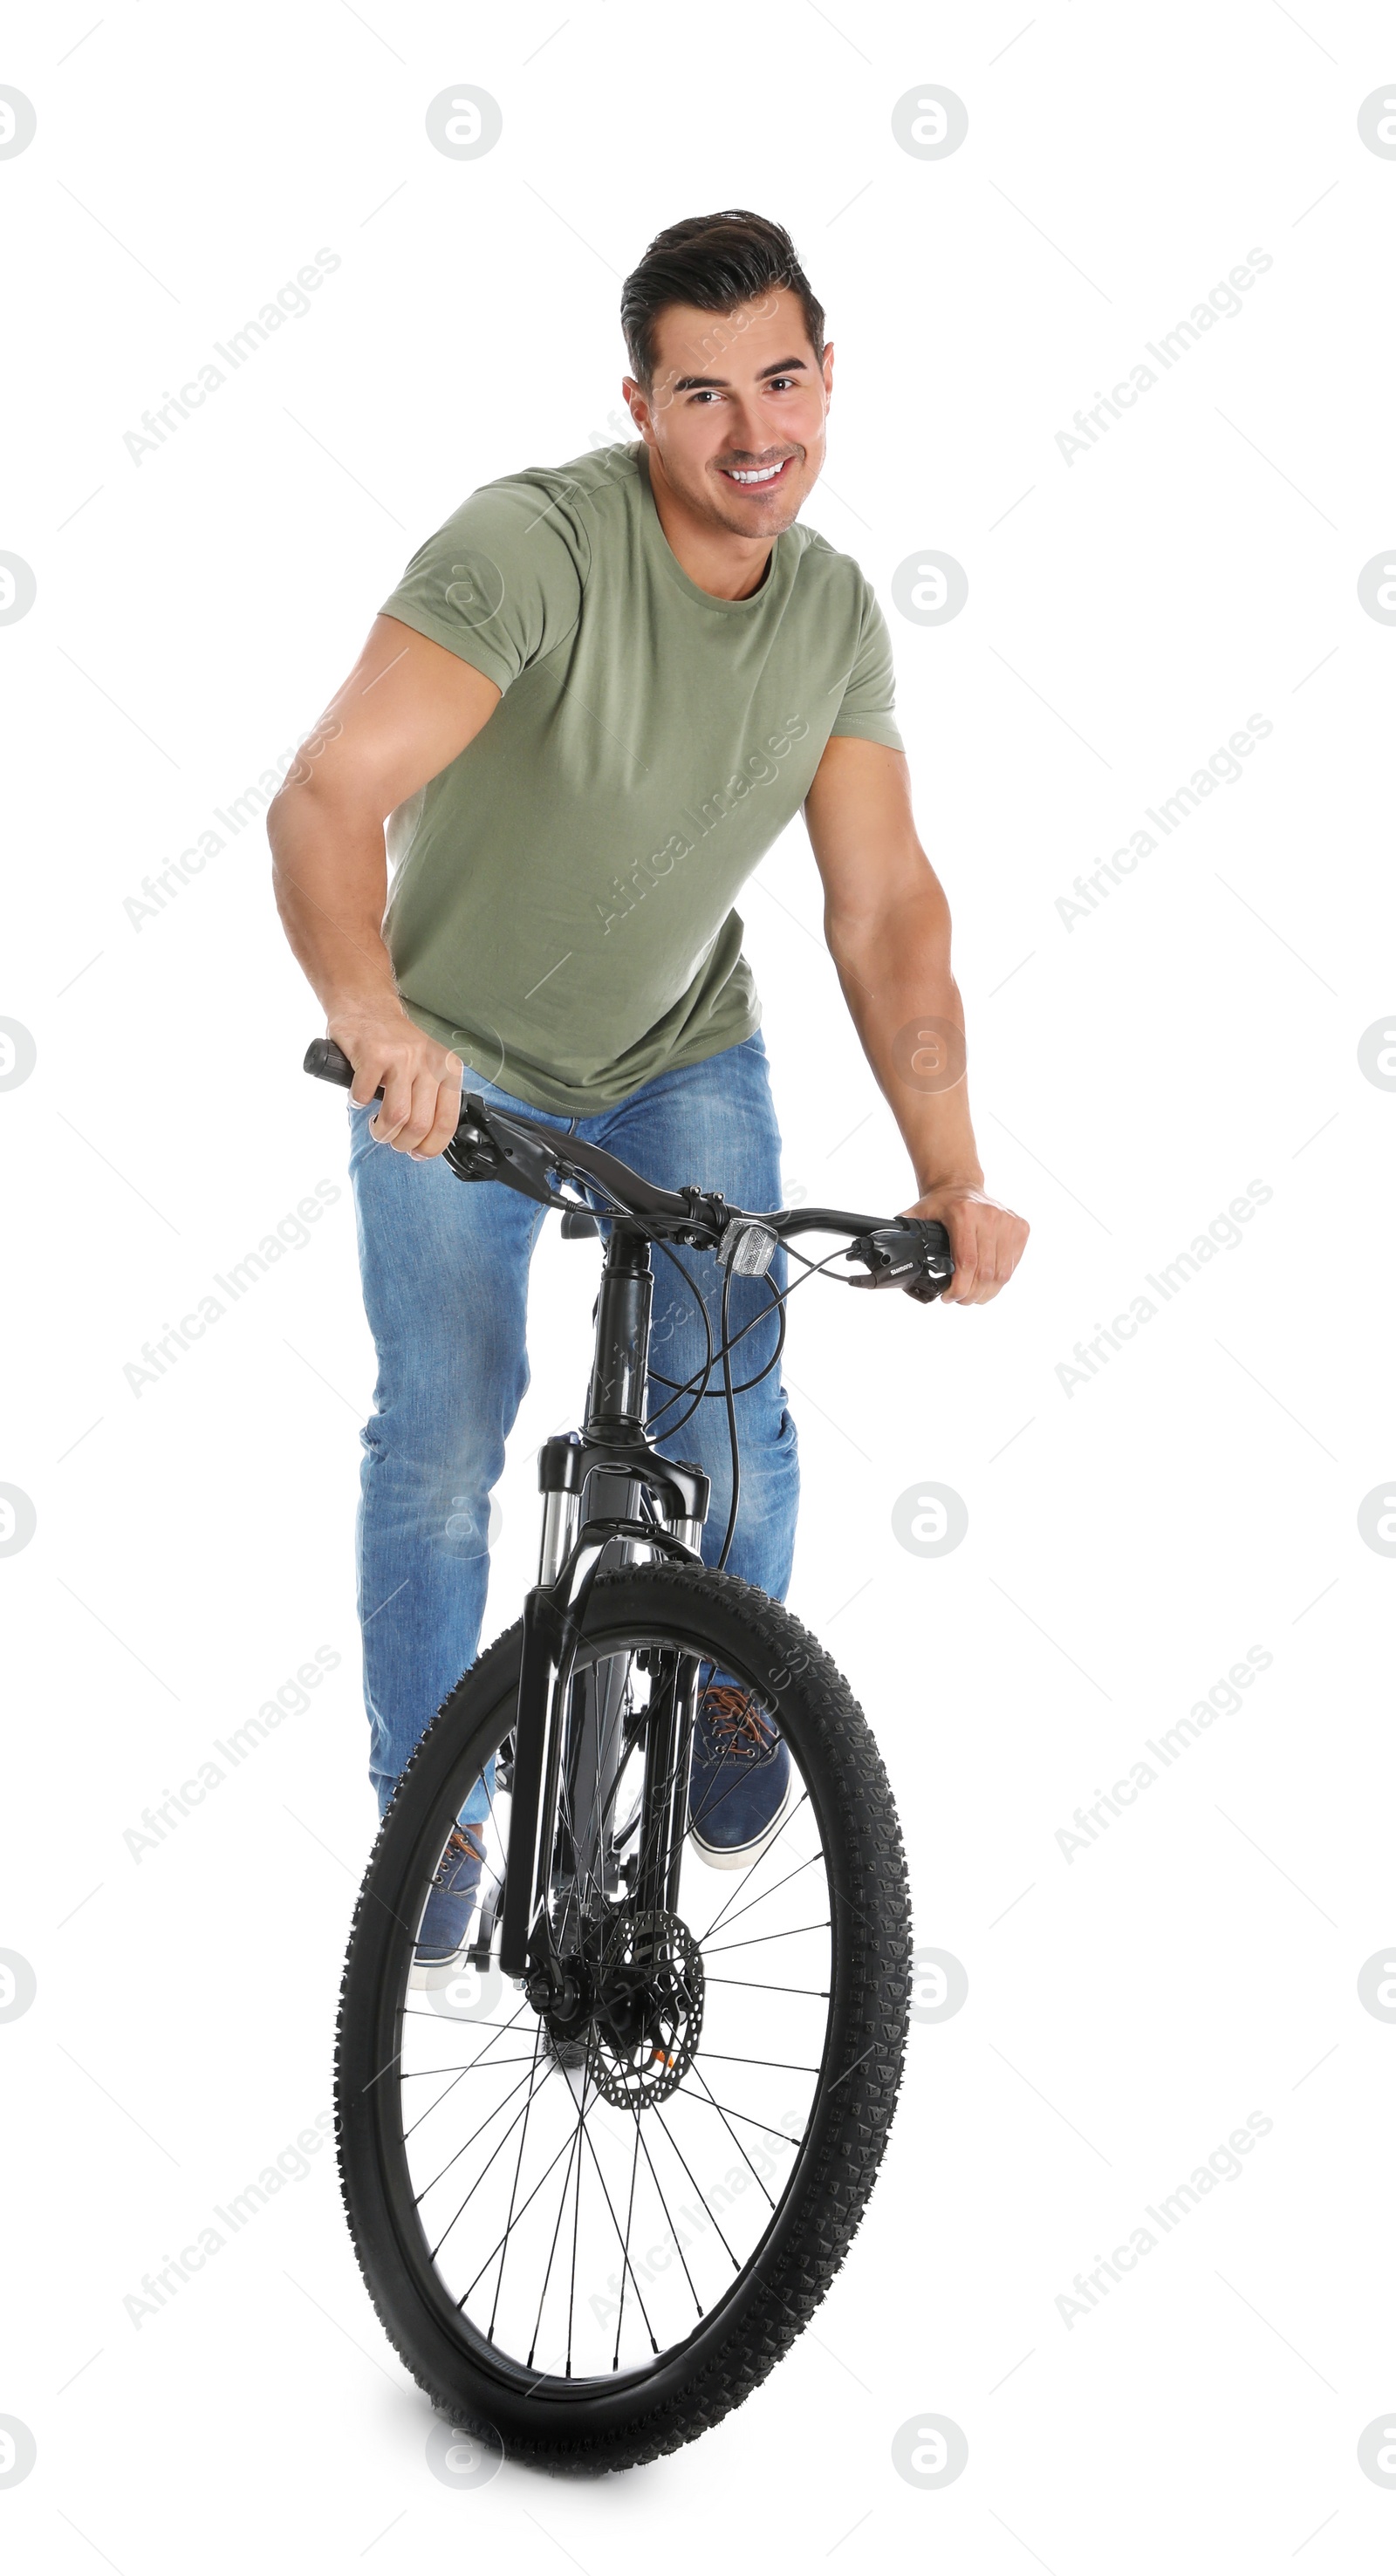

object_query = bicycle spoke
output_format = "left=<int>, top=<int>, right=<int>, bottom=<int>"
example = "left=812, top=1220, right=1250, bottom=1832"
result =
left=695, top=2049, right=821, bottom=2076
left=403, top=2001, right=534, bottom=2142
left=400, top=2002, right=522, bottom=2022
left=648, top=2101, right=740, bottom=2273
left=400, top=2052, right=543, bottom=2081
left=565, top=2058, right=592, bottom=2376
left=701, top=1921, right=831, bottom=1956
left=702, top=1977, right=830, bottom=1998
left=613, top=2118, right=644, bottom=2368
left=460, top=2088, right=592, bottom=2308
left=486, top=2020, right=547, bottom=2344
left=395, top=2012, right=522, bottom=2032
left=526, top=2080, right=590, bottom=2370
left=571, top=2104, right=661, bottom=2360
left=696, top=1817, right=819, bottom=1946
left=429, top=2060, right=567, bottom=2265
left=683, top=2062, right=777, bottom=2209
left=683, top=1752, right=763, bottom=1847
left=671, top=2088, right=805, bottom=2146
left=624, top=2091, right=706, bottom=2314
left=420, top=2055, right=558, bottom=2219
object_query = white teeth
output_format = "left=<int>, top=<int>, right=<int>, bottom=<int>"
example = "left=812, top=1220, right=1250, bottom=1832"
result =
left=726, top=461, right=784, bottom=483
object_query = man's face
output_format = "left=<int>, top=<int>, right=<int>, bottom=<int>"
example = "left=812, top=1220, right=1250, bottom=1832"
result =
left=624, top=285, right=833, bottom=538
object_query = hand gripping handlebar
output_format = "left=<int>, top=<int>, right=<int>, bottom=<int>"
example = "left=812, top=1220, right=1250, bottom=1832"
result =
left=303, top=1038, right=955, bottom=1302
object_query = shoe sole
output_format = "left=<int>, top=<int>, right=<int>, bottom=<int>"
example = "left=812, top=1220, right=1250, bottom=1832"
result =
left=689, top=1766, right=794, bottom=1871
left=407, top=1950, right=468, bottom=1992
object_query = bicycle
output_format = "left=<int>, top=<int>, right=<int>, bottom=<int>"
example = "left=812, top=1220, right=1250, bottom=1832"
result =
left=305, top=1034, right=955, bottom=2472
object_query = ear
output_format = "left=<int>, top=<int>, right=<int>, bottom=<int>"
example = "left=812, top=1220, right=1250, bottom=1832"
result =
left=620, top=375, right=657, bottom=444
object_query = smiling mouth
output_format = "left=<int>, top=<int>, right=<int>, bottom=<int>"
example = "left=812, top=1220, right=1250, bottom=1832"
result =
left=717, top=456, right=794, bottom=489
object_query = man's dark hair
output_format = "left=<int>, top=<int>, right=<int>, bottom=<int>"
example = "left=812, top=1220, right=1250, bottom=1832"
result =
left=620, top=209, right=825, bottom=390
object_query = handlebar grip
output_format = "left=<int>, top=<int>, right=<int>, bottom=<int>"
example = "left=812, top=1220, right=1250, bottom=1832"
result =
left=304, top=1037, right=355, bottom=1086
left=845, top=1216, right=955, bottom=1303
left=303, top=1038, right=384, bottom=1102
left=911, top=1218, right=952, bottom=1264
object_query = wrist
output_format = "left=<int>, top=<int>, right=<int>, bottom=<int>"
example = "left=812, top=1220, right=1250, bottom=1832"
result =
left=325, top=987, right=407, bottom=1028
left=914, top=1172, right=985, bottom=1201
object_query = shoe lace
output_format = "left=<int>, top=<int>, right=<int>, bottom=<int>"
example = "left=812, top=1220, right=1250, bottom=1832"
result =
left=700, top=1684, right=775, bottom=1761
left=432, top=1822, right=484, bottom=1887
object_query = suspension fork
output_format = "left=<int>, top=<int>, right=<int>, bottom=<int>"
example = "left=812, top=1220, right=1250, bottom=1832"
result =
left=633, top=1650, right=701, bottom=1917
left=498, top=1227, right=709, bottom=1980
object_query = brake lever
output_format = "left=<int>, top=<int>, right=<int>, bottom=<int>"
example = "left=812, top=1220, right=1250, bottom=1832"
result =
left=446, top=1095, right=551, bottom=1199
left=844, top=1218, right=955, bottom=1304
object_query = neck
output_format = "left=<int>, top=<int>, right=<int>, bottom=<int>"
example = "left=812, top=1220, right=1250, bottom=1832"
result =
left=641, top=448, right=774, bottom=600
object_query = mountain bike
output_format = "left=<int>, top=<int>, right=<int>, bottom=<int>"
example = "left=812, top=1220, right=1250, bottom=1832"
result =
left=305, top=1035, right=954, bottom=2473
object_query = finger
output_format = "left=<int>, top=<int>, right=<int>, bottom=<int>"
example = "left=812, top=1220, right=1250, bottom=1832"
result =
left=372, top=1059, right=417, bottom=1140
left=981, top=1232, right=1019, bottom=1299
left=978, top=1226, right=1025, bottom=1300
left=969, top=1226, right=1006, bottom=1302
left=351, top=1056, right=388, bottom=1114
left=393, top=1071, right=443, bottom=1155
left=995, top=1224, right=1028, bottom=1288
left=415, top=1074, right=465, bottom=1160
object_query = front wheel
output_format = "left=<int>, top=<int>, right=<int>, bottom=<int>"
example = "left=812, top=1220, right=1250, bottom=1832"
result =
left=335, top=1563, right=911, bottom=2474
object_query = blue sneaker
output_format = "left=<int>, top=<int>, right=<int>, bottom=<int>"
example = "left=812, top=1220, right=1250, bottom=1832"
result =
left=687, top=1685, right=791, bottom=1870
left=413, top=1822, right=487, bottom=1971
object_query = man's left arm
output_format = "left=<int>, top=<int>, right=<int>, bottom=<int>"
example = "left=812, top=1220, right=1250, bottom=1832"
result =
left=803, top=735, right=1028, bottom=1308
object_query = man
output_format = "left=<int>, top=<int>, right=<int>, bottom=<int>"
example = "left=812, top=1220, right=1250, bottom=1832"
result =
left=269, top=209, right=1028, bottom=1956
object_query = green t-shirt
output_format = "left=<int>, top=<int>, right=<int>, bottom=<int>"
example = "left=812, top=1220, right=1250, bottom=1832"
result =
left=379, top=440, right=903, bottom=1112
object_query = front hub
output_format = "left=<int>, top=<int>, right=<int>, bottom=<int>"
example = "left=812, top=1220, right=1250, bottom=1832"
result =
left=587, top=1910, right=704, bottom=2108
left=524, top=1949, right=592, bottom=2055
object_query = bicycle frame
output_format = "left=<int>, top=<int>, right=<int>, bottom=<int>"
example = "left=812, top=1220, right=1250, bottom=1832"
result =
left=298, top=1039, right=951, bottom=1981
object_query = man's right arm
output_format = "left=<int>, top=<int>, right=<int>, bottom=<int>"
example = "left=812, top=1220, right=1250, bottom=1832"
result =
left=268, top=612, right=502, bottom=1158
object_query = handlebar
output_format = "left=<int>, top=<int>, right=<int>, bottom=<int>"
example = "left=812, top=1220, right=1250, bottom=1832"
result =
left=304, top=1037, right=954, bottom=1303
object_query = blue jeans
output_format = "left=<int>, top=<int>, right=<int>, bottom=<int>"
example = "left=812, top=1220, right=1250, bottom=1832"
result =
left=349, top=1031, right=799, bottom=1812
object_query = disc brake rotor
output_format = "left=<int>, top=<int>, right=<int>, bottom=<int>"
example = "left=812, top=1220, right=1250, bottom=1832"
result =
left=586, top=1909, right=704, bottom=2108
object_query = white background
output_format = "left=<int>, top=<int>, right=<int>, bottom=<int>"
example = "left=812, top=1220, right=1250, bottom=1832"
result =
left=3, top=0, right=1395, bottom=2566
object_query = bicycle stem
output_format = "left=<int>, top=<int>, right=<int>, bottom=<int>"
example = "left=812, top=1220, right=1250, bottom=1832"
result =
left=585, top=1225, right=654, bottom=1438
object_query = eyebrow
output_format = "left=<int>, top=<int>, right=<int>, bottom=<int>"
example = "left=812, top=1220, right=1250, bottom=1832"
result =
left=669, top=355, right=810, bottom=393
